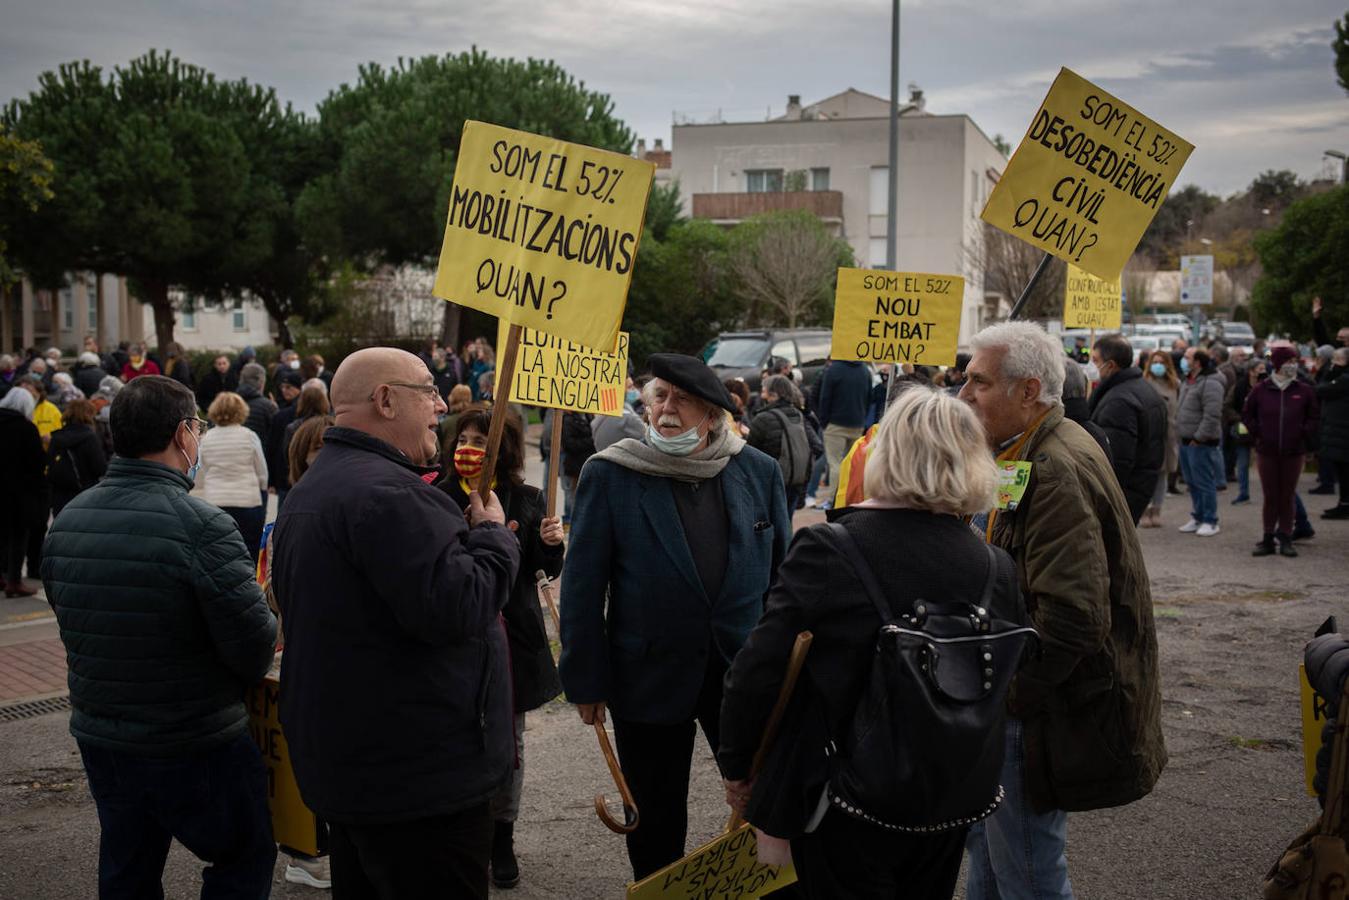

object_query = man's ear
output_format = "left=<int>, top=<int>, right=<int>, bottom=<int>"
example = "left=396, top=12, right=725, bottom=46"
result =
left=1022, top=377, right=1043, bottom=406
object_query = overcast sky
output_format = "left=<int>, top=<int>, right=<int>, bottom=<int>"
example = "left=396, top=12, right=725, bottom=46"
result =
left=2, top=0, right=1346, bottom=196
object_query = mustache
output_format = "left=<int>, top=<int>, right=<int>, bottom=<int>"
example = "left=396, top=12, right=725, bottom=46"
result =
left=657, top=417, right=685, bottom=428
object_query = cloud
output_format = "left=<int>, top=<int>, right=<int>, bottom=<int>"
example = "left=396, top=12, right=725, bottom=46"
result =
left=1, top=0, right=1345, bottom=196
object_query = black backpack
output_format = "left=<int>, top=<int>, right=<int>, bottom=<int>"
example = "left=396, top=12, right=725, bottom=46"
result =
left=823, top=523, right=1037, bottom=832
left=769, top=408, right=811, bottom=489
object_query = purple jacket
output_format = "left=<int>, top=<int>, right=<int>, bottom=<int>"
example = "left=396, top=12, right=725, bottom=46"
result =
left=1241, top=379, right=1320, bottom=456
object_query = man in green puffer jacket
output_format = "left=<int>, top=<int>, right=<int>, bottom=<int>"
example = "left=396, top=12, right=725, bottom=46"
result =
left=41, top=374, right=279, bottom=898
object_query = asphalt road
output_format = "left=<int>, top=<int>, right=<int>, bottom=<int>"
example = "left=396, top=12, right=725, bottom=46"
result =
left=1, top=466, right=1346, bottom=898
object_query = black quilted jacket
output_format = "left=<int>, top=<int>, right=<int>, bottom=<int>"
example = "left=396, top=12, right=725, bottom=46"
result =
left=41, top=457, right=278, bottom=756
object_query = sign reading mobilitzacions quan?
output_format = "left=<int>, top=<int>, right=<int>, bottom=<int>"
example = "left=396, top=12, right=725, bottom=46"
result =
left=434, top=121, right=656, bottom=352
left=981, top=68, right=1194, bottom=282
left=830, top=268, right=964, bottom=367
left=495, top=318, right=629, bottom=417
left=626, top=823, right=795, bottom=899
left=1062, top=264, right=1122, bottom=330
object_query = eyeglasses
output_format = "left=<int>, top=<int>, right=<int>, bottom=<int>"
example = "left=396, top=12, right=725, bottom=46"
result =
left=181, top=416, right=213, bottom=436
left=370, top=382, right=441, bottom=401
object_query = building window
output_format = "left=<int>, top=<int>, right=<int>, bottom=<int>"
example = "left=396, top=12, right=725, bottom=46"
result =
left=61, top=286, right=74, bottom=331
left=869, top=167, right=889, bottom=216
left=869, top=237, right=889, bottom=268
left=811, top=168, right=830, bottom=191
left=181, top=296, right=198, bottom=331
left=745, top=169, right=784, bottom=193
left=86, top=274, right=98, bottom=331
left=232, top=297, right=246, bottom=332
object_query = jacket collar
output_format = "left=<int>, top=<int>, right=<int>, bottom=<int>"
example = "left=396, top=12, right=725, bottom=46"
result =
left=322, top=426, right=440, bottom=476
left=1020, top=404, right=1066, bottom=461
left=106, top=456, right=194, bottom=491
left=1090, top=367, right=1141, bottom=410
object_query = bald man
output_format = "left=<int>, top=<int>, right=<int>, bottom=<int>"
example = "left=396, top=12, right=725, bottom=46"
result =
left=271, top=348, right=521, bottom=899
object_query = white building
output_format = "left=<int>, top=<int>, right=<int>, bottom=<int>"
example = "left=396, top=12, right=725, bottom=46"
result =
left=669, top=88, right=1007, bottom=345
left=151, top=292, right=274, bottom=352
left=3, top=273, right=141, bottom=354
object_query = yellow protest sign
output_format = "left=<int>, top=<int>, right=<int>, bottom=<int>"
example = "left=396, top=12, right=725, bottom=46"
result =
left=627, top=824, right=796, bottom=899
left=1063, top=264, right=1122, bottom=330
left=247, top=676, right=321, bottom=856
left=1301, top=663, right=1328, bottom=797
left=830, top=268, right=964, bottom=367
left=495, top=318, right=629, bottom=417
left=433, top=121, right=655, bottom=352
left=981, top=68, right=1194, bottom=281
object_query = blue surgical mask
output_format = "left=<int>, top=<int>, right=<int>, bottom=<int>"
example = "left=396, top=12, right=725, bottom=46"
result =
left=1149, top=362, right=1166, bottom=378
left=646, top=417, right=707, bottom=456
left=1179, top=357, right=1191, bottom=375
left=626, top=388, right=640, bottom=405
left=180, top=429, right=202, bottom=482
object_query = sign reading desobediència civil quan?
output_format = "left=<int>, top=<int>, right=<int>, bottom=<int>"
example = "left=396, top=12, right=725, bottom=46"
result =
left=495, top=318, right=629, bottom=417
left=830, top=268, right=964, bottom=367
left=434, top=121, right=656, bottom=352
left=981, top=68, right=1194, bottom=281
left=1062, top=264, right=1122, bottom=330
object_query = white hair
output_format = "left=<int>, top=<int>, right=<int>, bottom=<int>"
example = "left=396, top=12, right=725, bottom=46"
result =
left=0, top=387, right=36, bottom=418
left=52, top=372, right=74, bottom=386
left=28, top=357, right=47, bottom=373
left=45, top=347, right=61, bottom=358
left=302, top=377, right=327, bottom=393
left=78, top=351, right=101, bottom=366
left=865, top=386, right=998, bottom=515
left=969, top=321, right=1065, bottom=406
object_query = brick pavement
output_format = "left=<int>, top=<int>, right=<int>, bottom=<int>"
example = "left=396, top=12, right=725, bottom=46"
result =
left=0, top=632, right=67, bottom=703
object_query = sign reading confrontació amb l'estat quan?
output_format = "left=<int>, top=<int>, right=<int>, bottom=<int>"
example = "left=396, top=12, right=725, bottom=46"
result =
left=830, top=268, right=964, bottom=367
left=981, top=67, right=1194, bottom=281
left=433, top=121, right=655, bottom=353
left=1062, top=264, right=1122, bottom=330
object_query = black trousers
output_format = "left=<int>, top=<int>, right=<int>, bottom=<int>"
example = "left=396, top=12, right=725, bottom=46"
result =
left=1, top=511, right=27, bottom=584
left=328, top=802, right=492, bottom=900
left=611, top=655, right=726, bottom=881
left=25, top=484, right=50, bottom=579
left=791, top=808, right=966, bottom=899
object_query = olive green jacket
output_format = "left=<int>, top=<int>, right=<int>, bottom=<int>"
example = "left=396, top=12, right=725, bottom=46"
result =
left=990, top=406, right=1167, bottom=812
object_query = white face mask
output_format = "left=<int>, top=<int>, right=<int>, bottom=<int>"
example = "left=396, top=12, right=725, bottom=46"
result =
left=289, top=359, right=301, bottom=370
left=647, top=410, right=710, bottom=457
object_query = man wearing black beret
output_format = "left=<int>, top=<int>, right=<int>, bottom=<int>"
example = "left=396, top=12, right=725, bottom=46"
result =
left=560, top=353, right=792, bottom=880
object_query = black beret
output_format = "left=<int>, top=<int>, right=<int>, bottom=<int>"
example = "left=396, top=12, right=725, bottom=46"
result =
left=277, top=370, right=304, bottom=389
left=648, top=353, right=738, bottom=414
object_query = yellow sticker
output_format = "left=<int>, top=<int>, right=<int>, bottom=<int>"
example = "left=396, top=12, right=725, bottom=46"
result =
left=1062, top=264, right=1123, bottom=330
left=830, top=268, right=964, bottom=367
left=495, top=318, right=629, bottom=417
left=626, top=823, right=796, bottom=899
left=433, top=121, right=655, bottom=352
left=981, top=68, right=1193, bottom=281
left=996, top=461, right=1033, bottom=511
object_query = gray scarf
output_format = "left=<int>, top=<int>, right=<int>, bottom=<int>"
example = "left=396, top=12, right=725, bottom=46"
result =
left=591, top=426, right=746, bottom=482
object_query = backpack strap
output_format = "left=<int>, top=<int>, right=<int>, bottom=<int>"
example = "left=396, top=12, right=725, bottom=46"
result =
left=825, top=522, right=999, bottom=627
left=1322, top=677, right=1349, bottom=835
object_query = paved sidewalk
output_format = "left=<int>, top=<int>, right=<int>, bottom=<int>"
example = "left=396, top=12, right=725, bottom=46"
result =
left=0, top=619, right=66, bottom=704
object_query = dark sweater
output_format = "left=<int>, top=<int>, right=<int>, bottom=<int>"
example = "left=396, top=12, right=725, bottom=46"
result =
left=817, top=361, right=872, bottom=429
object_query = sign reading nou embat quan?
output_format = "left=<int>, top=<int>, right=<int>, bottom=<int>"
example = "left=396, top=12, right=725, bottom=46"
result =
left=434, top=121, right=656, bottom=352
left=830, top=268, right=964, bottom=367
left=495, top=318, right=629, bottom=416
left=626, top=823, right=796, bottom=900
left=1062, top=264, right=1122, bottom=330
left=981, top=68, right=1194, bottom=281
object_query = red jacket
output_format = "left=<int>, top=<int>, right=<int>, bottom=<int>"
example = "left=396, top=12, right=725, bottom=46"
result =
left=1242, top=379, right=1320, bottom=456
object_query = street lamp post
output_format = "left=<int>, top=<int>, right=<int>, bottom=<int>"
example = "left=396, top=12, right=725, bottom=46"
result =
left=885, top=0, right=901, bottom=271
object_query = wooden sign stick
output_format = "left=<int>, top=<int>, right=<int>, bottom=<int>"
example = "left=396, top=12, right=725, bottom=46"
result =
left=545, top=411, right=564, bottom=518
left=726, top=631, right=813, bottom=832
left=477, top=322, right=523, bottom=496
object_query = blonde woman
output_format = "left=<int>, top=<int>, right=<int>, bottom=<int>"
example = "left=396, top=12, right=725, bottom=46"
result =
left=199, top=392, right=268, bottom=563
left=718, top=387, right=1027, bottom=899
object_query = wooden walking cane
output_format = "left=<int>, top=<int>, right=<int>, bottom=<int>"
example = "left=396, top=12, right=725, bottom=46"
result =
left=537, top=563, right=639, bottom=834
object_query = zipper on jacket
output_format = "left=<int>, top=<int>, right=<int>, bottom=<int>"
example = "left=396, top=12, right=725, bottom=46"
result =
left=476, top=641, right=494, bottom=743
left=1278, top=388, right=1285, bottom=454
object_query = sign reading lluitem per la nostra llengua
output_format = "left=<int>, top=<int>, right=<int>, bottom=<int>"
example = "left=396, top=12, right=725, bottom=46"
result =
left=433, top=121, right=656, bottom=353
left=981, top=68, right=1194, bottom=281
left=830, top=268, right=964, bottom=367
left=495, top=318, right=629, bottom=417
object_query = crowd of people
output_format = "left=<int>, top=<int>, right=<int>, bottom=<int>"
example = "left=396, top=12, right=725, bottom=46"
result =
left=7, top=302, right=1346, bottom=899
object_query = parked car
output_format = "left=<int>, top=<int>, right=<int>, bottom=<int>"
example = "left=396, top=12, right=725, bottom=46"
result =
left=703, top=328, right=833, bottom=392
